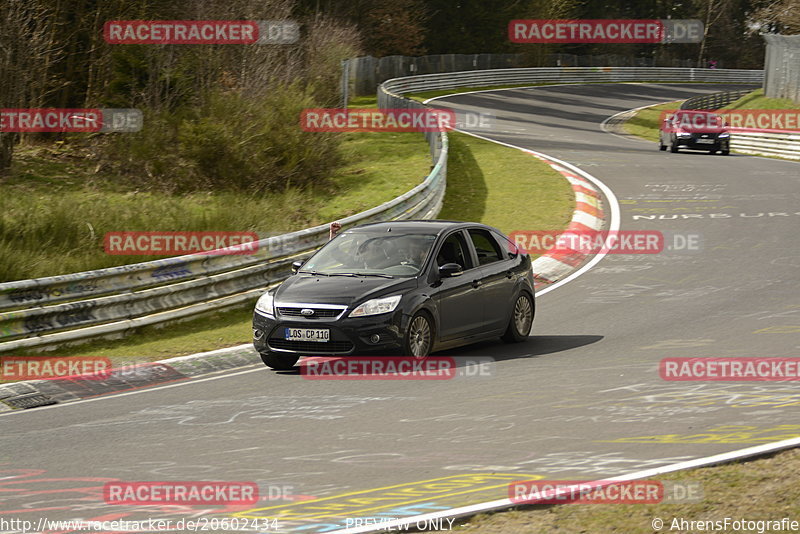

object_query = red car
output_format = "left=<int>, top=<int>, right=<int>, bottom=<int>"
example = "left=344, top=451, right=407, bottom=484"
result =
left=659, top=110, right=730, bottom=155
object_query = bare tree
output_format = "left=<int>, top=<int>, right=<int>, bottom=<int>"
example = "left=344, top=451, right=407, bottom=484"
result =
left=0, top=0, right=62, bottom=173
left=751, top=0, right=800, bottom=33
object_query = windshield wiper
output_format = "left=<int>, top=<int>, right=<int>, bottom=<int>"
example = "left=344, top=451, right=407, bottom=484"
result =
left=298, top=270, right=331, bottom=276
left=329, top=272, right=394, bottom=279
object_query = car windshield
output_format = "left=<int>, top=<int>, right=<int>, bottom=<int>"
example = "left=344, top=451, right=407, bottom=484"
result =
left=673, top=112, right=726, bottom=129
left=300, top=232, right=437, bottom=277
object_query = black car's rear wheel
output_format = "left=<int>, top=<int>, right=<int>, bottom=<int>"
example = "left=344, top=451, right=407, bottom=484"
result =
left=404, top=312, right=433, bottom=358
left=260, top=351, right=299, bottom=370
left=502, top=292, right=534, bottom=343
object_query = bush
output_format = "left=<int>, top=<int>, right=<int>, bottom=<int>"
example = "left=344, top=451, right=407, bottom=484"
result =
left=103, top=84, right=342, bottom=193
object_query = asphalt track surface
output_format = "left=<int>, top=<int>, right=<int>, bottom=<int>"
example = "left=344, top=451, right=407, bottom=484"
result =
left=3, top=83, right=799, bottom=533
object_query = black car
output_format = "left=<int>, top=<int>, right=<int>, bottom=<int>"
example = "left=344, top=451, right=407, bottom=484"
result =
left=252, top=220, right=535, bottom=370
left=659, top=110, right=730, bottom=155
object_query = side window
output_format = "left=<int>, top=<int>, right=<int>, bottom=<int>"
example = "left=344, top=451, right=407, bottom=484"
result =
left=493, top=230, right=518, bottom=258
left=435, top=232, right=474, bottom=270
left=468, top=229, right=504, bottom=266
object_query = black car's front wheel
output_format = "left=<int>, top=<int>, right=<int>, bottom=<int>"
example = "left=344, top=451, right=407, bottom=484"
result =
left=670, top=141, right=679, bottom=153
left=404, top=312, right=433, bottom=358
left=502, top=292, right=534, bottom=343
left=260, top=351, right=299, bottom=370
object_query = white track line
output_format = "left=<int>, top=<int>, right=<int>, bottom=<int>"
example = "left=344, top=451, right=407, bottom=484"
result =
left=329, top=436, right=800, bottom=533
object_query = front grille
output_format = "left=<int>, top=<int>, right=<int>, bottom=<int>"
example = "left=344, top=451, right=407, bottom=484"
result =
left=268, top=338, right=354, bottom=354
left=277, top=307, right=344, bottom=318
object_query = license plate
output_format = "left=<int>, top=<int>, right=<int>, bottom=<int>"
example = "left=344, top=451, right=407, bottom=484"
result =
left=285, top=328, right=329, bottom=342
left=696, top=138, right=715, bottom=144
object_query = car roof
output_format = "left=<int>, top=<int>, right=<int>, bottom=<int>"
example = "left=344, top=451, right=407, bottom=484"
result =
left=347, top=220, right=499, bottom=237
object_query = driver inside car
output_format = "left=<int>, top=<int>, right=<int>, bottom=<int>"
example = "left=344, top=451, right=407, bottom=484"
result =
left=396, top=241, right=426, bottom=268
left=356, top=240, right=390, bottom=270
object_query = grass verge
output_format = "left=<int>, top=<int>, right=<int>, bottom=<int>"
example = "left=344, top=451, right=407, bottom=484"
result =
left=452, top=447, right=800, bottom=533
left=622, top=101, right=682, bottom=142
left=440, top=131, right=573, bottom=235
left=1, top=130, right=428, bottom=281
left=724, top=89, right=798, bottom=110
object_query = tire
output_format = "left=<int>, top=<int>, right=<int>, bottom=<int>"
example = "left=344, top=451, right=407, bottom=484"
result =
left=260, top=351, right=299, bottom=370
left=659, top=142, right=667, bottom=151
left=670, top=142, right=679, bottom=153
left=502, top=292, right=534, bottom=343
left=403, top=312, right=433, bottom=358
left=709, top=149, right=717, bottom=154
left=721, top=149, right=730, bottom=155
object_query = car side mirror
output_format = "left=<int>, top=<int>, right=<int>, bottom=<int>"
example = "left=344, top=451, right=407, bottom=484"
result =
left=438, top=263, right=463, bottom=278
left=291, top=260, right=305, bottom=274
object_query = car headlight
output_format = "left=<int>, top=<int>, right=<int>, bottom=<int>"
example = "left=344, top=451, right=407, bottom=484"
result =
left=255, top=291, right=275, bottom=317
left=718, top=132, right=730, bottom=138
left=349, top=295, right=402, bottom=318
left=677, top=131, right=692, bottom=137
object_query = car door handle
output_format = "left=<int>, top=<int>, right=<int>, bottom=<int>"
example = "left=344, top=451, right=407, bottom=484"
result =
left=472, top=280, right=482, bottom=289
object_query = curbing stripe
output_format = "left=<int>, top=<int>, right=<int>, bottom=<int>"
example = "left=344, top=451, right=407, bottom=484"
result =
left=575, top=192, right=601, bottom=207
left=0, top=344, right=261, bottom=409
left=524, top=151, right=607, bottom=285
left=572, top=184, right=601, bottom=197
left=575, top=202, right=602, bottom=218
left=570, top=211, right=604, bottom=231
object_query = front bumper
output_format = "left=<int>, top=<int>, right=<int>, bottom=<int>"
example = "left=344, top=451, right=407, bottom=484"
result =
left=675, top=134, right=729, bottom=150
left=252, top=309, right=405, bottom=356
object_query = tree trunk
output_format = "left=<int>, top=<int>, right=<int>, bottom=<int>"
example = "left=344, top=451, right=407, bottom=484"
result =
left=0, top=132, right=17, bottom=174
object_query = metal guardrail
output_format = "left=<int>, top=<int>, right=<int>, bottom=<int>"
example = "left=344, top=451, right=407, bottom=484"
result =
left=680, top=89, right=753, bottom=110
left=730, top=131, right=800, bottom=160
left=0, top=127, right=448, bottom=352
left=380, top=66, right=763, bottom=95
left=1, top=66, right=767, bottom=352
